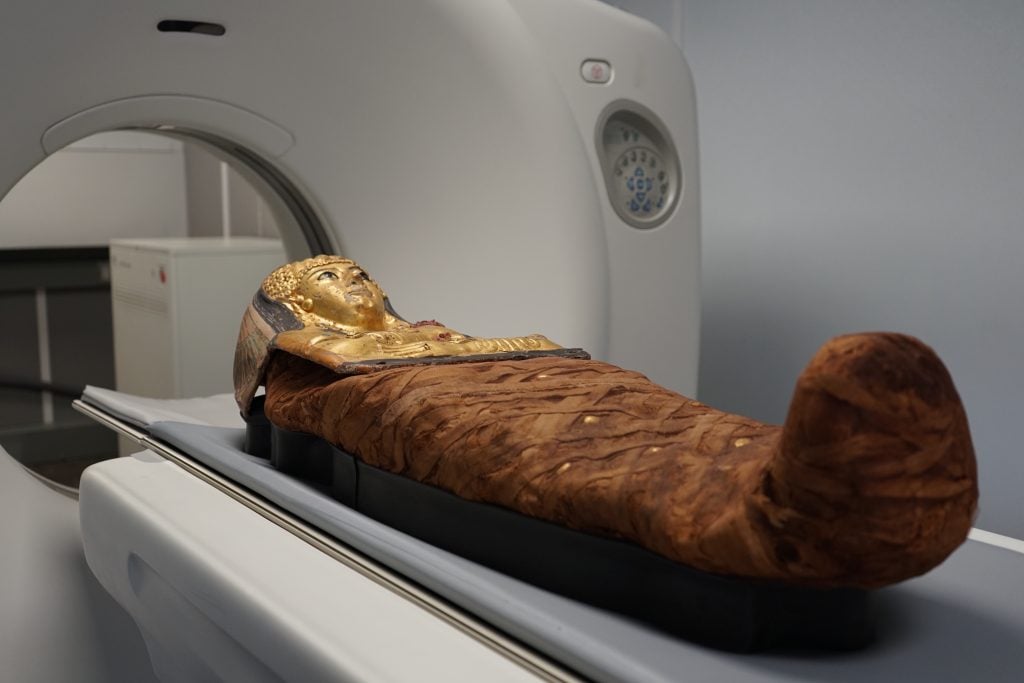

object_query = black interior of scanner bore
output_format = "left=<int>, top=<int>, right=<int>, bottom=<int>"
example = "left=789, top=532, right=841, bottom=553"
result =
left=244, top=397, right=874, bottom=653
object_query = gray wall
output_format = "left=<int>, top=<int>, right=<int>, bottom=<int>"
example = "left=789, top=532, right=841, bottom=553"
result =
left=0, top=129, right=278, bottom=247
left=0, top=132, right=188, bottom=247
left=184, top=142, right=279, bottom=239
left=671, top=0, right=1023, bottom=537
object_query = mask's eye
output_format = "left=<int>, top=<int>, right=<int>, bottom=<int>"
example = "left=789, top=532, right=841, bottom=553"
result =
left=317, top=271, right=339, bottom=281
left=354, top=270, right=368, bottom=281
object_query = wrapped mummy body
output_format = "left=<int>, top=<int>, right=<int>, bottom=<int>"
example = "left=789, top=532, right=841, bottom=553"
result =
left=235, top=256, right=978, bottom=589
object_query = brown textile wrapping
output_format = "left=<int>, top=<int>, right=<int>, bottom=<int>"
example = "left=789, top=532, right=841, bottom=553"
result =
left=263, top=332, right=977, bottom=589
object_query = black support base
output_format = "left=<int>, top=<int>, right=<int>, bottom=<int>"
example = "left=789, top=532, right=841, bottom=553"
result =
left=245, top=406, right=874, bottom=653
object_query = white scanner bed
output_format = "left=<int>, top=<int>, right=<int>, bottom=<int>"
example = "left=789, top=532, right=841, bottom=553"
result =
left=78, top=387, right=1024, bottom=683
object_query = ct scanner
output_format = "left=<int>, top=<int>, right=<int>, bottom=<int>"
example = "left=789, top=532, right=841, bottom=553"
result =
left=2, top=2, right=1023, bottom=682
left=1, top=0, right=701, bottom=388
left=2, top=1, right=700, bottom=680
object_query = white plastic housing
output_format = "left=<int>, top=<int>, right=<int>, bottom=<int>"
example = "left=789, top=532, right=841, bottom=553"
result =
left=79, top=453, right=540, bottom=682
left=0, top=0, right=699, bottom=393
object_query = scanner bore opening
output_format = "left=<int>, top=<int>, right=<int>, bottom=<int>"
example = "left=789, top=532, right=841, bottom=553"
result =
left=0, top=127, right=330, bottom=489
left=151, top=127, right=332, bottom=255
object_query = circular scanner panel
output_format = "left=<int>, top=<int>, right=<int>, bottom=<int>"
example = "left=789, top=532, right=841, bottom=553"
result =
left=597, top=102, right=682, bottom=229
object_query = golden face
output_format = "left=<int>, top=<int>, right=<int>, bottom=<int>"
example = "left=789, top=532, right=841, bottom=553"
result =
left=294, top=261, right=388, bottom=331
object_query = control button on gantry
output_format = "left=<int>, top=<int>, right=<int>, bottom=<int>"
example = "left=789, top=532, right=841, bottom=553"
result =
left=581, top=59, right=612, bottom=84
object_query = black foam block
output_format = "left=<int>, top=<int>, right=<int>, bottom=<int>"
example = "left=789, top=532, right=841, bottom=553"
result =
left=246, top=409, right=874, bottom=652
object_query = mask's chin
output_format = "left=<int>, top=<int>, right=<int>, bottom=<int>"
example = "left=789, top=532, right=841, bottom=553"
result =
left=349, top=305, right=388, bottom=331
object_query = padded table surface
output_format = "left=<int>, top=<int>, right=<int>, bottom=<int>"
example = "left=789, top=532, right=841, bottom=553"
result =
left=82, top=389, right=1024, bottom=682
